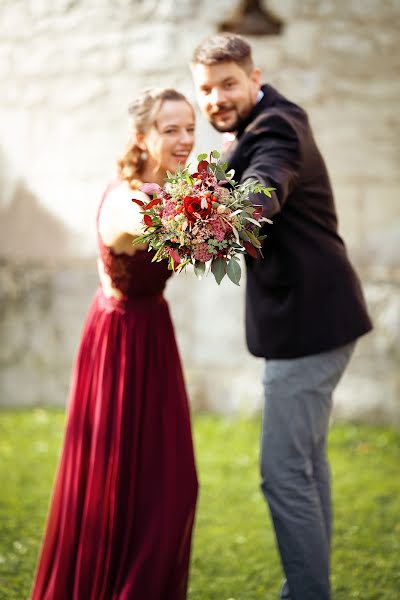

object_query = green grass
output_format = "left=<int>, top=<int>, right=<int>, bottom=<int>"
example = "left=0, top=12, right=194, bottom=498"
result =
left=0, top=410, right=399, bottom=599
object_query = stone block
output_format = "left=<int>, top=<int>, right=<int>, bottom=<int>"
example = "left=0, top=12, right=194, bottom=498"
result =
left=1, top=4, right=31, bottom=39
left=363, top=185, right=400, bottom=235
left=268, top=0, right=302, bottom=20
left=317, top=23, right=379, bottom=76
left=283, top=21, right=319, bottom=65
left=125, top=25, right=184, bottom=73
left=186, top=364, right=264, bottom=416
left=273, top=67, right=326, bottom=105
left=362, top=279, right=400, bottom=358
left=49, top=78, right=108, bottom=109
left=334, top=185, right=364, bottom=252
left=250, top=38, right=284, bottom=72
left=28, top=0, right=78, bottom=18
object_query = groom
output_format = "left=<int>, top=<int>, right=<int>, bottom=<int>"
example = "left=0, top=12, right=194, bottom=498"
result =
left=191, top=33, right=372, bottom=600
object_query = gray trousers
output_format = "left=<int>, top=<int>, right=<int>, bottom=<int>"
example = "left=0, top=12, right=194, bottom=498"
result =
left=260, top=342, right=355, bottom=600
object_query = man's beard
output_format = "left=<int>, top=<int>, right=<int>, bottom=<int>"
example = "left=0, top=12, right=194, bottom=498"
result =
left=210, top=112, right=242, bottom=133
left=209, top=103, right=252, bottom=133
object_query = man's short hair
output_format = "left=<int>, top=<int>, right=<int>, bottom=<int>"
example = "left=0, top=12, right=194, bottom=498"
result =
left=191, top=33, right=254, bottom=74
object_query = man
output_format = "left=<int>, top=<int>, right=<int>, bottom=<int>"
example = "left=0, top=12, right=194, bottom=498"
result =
left=191, top=33, right=372, bottom=600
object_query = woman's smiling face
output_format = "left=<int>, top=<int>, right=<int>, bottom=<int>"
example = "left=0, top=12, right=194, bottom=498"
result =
left=142, top=100, right=195, bottom=178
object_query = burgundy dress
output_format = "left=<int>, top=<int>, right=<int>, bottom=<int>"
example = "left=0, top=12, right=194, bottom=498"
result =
left=31, top=185, right=198, bottom=600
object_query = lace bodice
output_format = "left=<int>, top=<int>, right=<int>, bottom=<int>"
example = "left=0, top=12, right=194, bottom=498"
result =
left=97, top=183, right=172, bottom=299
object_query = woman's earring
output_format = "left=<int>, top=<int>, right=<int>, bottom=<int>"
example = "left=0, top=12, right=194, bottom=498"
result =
left=140, top=150, right=148, bottom=161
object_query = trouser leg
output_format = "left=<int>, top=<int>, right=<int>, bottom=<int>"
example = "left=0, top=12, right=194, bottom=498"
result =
left=313, top=434, right=332, bottom=548
left=260, top=343, right=355, bottom=600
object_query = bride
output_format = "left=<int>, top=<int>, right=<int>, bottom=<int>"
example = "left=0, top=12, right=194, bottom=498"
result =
left=31, top=88, right=198, bottom=600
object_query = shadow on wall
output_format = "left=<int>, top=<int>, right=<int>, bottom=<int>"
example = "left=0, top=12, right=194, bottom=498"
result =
left=0, top=147, right=71, bottom=261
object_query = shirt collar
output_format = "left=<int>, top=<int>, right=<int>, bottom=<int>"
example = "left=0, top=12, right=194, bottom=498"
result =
left=256, top=89, right=264, bottom=104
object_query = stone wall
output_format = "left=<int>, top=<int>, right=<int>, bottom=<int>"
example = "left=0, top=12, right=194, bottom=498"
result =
left=1, top=1, right=399, bottom=422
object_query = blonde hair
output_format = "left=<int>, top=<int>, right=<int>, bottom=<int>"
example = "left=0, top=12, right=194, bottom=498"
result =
left=118, top=88, right=190, bottom=190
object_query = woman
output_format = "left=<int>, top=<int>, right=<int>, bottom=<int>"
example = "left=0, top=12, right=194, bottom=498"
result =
left=31, top=88, right=198, bottom=600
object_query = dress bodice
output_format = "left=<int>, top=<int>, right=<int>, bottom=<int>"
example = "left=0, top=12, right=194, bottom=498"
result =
left=97, top=182, right=172, bottom=299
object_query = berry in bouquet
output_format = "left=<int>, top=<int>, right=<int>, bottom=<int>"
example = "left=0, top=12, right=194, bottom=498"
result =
left=132, top=151, right=274, bottom=285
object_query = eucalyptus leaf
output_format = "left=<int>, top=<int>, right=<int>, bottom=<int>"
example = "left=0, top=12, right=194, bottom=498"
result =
left=227, top=258, right=241, bottom=286
left=245, top=217, right=262, bottom=227
left=197, top=153, right=208, bottom=161
left=211, top=150, right=220, bottom=159
left=215, top=168, right=227, bottom=181
left=211, top=258, right=226, bottom=285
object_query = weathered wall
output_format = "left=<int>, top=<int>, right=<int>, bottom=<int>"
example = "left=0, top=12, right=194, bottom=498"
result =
left=1, top=0, right=399, bottom=421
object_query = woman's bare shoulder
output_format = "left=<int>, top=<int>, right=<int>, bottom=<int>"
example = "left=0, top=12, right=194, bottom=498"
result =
left=99, top=180, right=148, bottom=244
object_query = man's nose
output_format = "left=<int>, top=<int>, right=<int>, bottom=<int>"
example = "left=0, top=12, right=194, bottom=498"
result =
left=209, top=87, right=226, bottom=106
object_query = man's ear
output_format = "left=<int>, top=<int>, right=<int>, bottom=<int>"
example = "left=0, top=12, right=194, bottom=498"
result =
left=250, top=67, right=262, bottom=89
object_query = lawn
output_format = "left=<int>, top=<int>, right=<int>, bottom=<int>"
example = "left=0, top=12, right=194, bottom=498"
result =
left=0, top=409, right=399, bottom=599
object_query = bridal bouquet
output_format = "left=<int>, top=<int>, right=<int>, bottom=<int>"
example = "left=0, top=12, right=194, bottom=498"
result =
left=132, top=151, right=274, bottom=285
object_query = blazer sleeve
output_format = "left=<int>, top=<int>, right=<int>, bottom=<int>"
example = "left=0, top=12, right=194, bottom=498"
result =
left=240, top=112, right=302, bottom=218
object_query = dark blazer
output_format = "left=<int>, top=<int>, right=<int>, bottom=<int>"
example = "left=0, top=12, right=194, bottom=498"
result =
left=226, top=84, right=372, bottom=359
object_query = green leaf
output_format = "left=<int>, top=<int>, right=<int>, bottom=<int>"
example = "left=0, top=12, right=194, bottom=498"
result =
left=197, top=153, right=208, bottom=161
left=214, top=165, right=227, bottom=181
left=263, top=187, right=276, bottom=198
left=151, top=246, right=164, bottom=262
left=194, top=260, right=206, bottom=279
left=176, top=258, right=192, bottom=271
left=211, top=258, right=226, bottom=285
left=227, top=258, right=241, bottom=286
left=246, top=229, right=262, bottom=248
left=211, top=150, right=220, bottom=159
left=185, top=171, right=194, bottom=185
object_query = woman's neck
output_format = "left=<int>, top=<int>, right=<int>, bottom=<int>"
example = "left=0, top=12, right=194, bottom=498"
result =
left=140, top=165, right=165, bottom=187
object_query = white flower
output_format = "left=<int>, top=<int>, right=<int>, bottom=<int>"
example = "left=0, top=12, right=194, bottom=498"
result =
left=200, top=196, right=209, bottom=209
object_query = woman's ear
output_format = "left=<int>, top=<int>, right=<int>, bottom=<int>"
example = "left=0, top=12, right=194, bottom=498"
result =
left=135, top=132, right=147, bottom=151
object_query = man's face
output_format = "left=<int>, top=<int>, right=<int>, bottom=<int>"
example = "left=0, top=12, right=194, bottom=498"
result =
left=192, top=61, right=261, bottom=132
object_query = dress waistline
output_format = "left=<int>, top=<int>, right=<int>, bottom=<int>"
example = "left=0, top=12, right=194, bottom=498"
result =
left=96, top=286, right=165, bottom=313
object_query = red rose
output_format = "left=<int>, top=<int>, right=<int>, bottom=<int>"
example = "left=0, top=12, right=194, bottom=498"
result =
left=183, top=195, right=212, bottom=223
